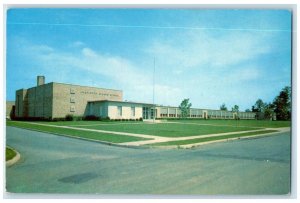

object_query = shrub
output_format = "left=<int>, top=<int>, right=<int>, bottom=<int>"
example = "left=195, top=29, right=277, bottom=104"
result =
left=52, top=117, right=66, bottom=122
left=13, top=117, right=51, bottom=121
left=99, top=116, right=110, bottom=122
left=74, top=116, right=83, bottom=121
left=139, top=117, right=143, bottom=121
left=84, top=115, right=100, bottom=121
left=65, top=114, right=74, bottom=121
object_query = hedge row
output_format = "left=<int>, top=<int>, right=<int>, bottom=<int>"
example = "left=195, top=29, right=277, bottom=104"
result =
left=12, top=115, right=143, bottom=122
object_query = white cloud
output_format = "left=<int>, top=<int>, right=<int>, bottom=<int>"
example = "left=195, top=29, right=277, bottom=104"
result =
left=82, top=47, right=97, bottom=57
left=140, top=30, right=274, bottom=109
left=146, top=30, right=271, bottom=72
left=229, top=67, right=261, bottom=81
left=72, top=41, right=86, bottom=47
left=15, top=40, right=181, bottom=105
left=28, top=44, right=54, bottom=54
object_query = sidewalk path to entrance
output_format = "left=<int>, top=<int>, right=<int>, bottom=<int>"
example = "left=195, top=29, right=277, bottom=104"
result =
left=120, top=127, right=290, bottom=146
left=167, top=121, right=264, bottom=129
left=24, top=122, right=159, bottom=140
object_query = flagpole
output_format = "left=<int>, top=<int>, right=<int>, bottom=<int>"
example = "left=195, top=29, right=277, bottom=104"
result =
left=153, top=57, right=155, bottom=123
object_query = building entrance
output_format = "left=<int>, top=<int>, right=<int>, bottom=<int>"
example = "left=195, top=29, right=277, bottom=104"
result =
left=143, top=107, right=156, bottom=120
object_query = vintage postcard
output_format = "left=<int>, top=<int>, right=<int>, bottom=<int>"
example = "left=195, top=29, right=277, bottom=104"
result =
left=5, top=7, right=292, bottom=196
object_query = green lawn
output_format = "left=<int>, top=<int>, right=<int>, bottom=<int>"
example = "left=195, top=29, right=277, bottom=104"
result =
left=75, top=122, right=260, bottom=137
left=168, top=119, right=291, bottom=128
left=7, top=121, right=149, bottom=143
left=149, top=130, right=279, bottom=146
left=34, top=119, right=291, bottom=128
left=6, top=147, right=17, bottom=161
left=35, top=120, right=142, bottom=126
left=7, top=119, right=289, bottom=146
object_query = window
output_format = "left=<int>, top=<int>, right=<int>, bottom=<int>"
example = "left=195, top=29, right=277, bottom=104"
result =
left=117, top=106, right=122, bottom=116
left=99, top=106, right=102, bottom=116
left=70, top=88, right=75, bottom=94
left=70, top=97, right=75, bottom=103
left=89, top=103, right=93, bottom=115
left=70, top=106, right=75, bottom=112
left=131, top=107, right=135, bottom=117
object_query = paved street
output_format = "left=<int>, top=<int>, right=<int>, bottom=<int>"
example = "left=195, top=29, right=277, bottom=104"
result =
left=6, top=126, right=291, bottom=195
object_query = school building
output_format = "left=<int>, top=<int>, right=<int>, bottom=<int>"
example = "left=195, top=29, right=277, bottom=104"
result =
left=14, top=76, right=256, bottom=120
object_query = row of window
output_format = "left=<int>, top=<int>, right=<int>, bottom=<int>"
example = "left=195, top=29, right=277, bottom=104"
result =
left=160, top=114, right=204, bottom=118
left=117, top=106, right=135, bottom=117
left=209, top=115, right=233, bottom=118
left=191, top=115, right=202, bottom=118
left=160, top=114, right=184, bottom=117
left=70, top=89, right=75, bottom=112
left=159, top=114, right=254, bottom=118
left=161, top=110, right=255, bottom=117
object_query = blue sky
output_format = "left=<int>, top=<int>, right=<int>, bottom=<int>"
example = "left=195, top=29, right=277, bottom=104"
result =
left=6, top=9, right=291, bottom=111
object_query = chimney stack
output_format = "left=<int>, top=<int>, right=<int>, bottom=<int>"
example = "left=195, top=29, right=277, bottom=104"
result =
left=37, top=76, right=45, bottom=86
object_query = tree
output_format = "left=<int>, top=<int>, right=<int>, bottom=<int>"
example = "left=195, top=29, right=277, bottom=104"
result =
left=231, top=105, right=239, bottom=120
left=252, top=99, right=265, bottom=113
left=245, top=109, right=251, bottom=112
left=179, top=99, right=192, bottom=118
left=273, top=86, right=291, bottom=120
left=263, top=103, right=275, bottom=120
left=220, top=103, right=228, bottom=111
left=231, top=105, right=239, bottom=112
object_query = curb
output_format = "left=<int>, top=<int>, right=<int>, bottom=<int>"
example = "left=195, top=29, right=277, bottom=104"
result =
left=145, top=130, right=289, bottom=150
left=6, top=147, right=21, bottom=167
left=7, top=126, right=148, bottom=150
left=178, top=130, right=289, bottom=149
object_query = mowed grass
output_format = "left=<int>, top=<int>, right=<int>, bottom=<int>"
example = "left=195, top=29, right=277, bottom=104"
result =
left=6, top=147, right=17, bottom=161
left=7, top=119, right=289, bottom=146
left=169, top=119, right=291, bottom=128
left=149, top=130, right=279, bottom=146
left=36, top=120, right=142, bottom=126
left=7, top=121, right=149, bottom=143
left=32, top=119, right=291, bottom=129
left=75, top=122, right=261, bottom=137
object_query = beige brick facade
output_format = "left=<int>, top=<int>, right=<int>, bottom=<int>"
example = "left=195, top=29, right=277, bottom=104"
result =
left=52, top=83, right=122, bottom=118
left=15, top=78, right=122, bottom=119
left=6, top=101, right=15, bottom=118
left=15, top=89, right=28, bottom=117
left=27, top=83, right=53, bottom=118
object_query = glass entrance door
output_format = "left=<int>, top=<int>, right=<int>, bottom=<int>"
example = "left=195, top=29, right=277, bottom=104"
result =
left=143, top=107, right=156, bottom=119
left=143, top=107, right=149, bottom=119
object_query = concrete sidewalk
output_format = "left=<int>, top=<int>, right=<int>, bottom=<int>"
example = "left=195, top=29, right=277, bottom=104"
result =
left=120, top=127, right=289, bottom=147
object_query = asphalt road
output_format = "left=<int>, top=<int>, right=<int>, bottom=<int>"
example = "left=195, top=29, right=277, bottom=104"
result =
left=6, top=126, right=291, bottom=195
